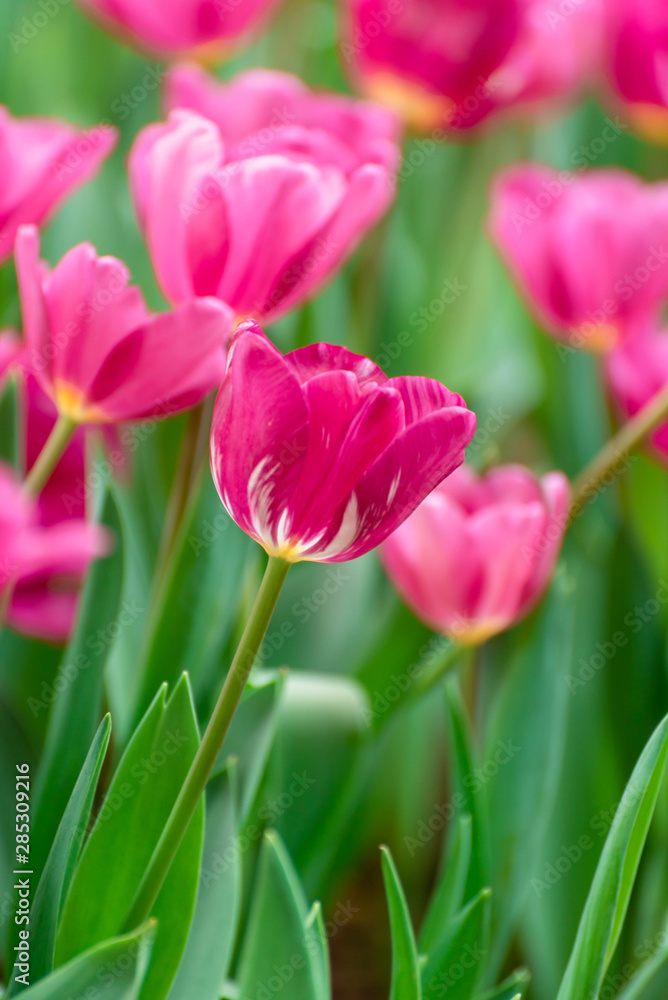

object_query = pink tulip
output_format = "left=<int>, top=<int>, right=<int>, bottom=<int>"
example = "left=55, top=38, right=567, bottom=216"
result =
left=0, top=329, right=21, bottom=379
left=74, top=0, right=280, bottom=56
left=489, top=165, right=668, bottom=350
left=0, top=106, right=116, bottom=265
left=210, top=320, right=476, bottom=563
left=129, top=96, right=398, bottom=325
left=15, top=225, right=233, bottom=425
left=605, top=0, right=668, bottom=143
left=164, top=63, right=400, bottom=169
left=341, top=0, right=522, bottom=132
left=0, top=462, right=107, bottom=643
left=468, top=0, right=604, bottom=130
left=381, top=464, right=570, bottom=644
left=605, top=327, right=668, bottom=459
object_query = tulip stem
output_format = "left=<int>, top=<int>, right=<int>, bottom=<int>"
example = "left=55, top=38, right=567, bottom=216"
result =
left=23, top=414, right=77, bottom=499
left=122, top=553, right=291, bottom=933
left=570, top=380, right=668, bottom=518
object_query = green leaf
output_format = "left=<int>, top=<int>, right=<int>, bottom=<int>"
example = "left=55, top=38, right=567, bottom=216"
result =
left=485, top=575, right=574, bottom=971
left=17, top=923, right=155, bottom=1000
left=421, top=888, right=490, bottom=999
left=381, top=845, right=421, bottom=1000
left=615, top=934, right=668, bottom=1000
left=0, top=373, right=21, bottom=470
left=237, top=830, right=324, bottom=1000
left=220, top=670, right=285, bottom=822
left=304, top=902, right=332, bottom=1000
left=477, top=968, right=531, bottom=1000
left=445, top=680, right=490, bottom=902
left=556, top=714, right=668, bottom=1000
left=7, top=717, right=111, bottom=995
left=419, top=815, right=472, bottom=957
left=56, top=675, right=205, bottom=1000
left=167, top=763, right=241, bottom=1000
left=131, top=473, right=254, bottom=724
left=31, top=488, right=124, bottom=879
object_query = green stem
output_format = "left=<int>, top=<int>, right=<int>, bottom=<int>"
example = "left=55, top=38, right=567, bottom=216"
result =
left=377, top=638, right=462, bottom=729
left=154, top=399, right=211, bottom=586
left=121, top=554, right=291, bottom=932
left=23, top=415, right=77, bottom=499
left=570, top=380, right=668, bottom=518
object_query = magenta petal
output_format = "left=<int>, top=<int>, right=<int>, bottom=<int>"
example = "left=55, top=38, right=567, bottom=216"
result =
left=210, top=322, right=309, bottom=546
left=320, top=403, right=476, bottom=562
left=92, top=297, right=232, bottom=422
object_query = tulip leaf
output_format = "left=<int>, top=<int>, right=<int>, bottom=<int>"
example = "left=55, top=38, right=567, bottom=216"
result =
left=421, top=888, right=490, bottom=999
left=556, top=714, right=668, bottom=1000
left=614, top=935, right=668, bottom=1000
left=445, top=680, right=491, bottom=902
left=132, top=472, right=255, bottom=724
left=0, top=373, right=21, bottom=470
left=485, top=574, right=574, bottom=972
left=31, top=487, right=124, bottom=880
left=56, top=674, right=205, bottom=1000
left=305, top=902, right=331, bottom=1000
left=219, top=669, right=285, bottom=823
left=237, top=830, right=324, bottom=1000
left=7, top=716, right=111, bottom=995
left=381, top=845, right=421, bottom=1000
left=419, top=815, right=472, bottom=957
left=17, top=922, right=155, bottom=1000
left=477, top=968, right=531, bottom=1000
left=167, top=762, right=241, bottom=1000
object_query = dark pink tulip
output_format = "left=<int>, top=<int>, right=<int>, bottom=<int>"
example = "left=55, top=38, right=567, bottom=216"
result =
left=341, top=0, right=521, bottom=132
left=605, top=328, right=668, bottom=459
left=605, top=0, right=668, bottom=143
left=381, top=464, right=570, bottom=644
left=74, top=0, right=280, bottom=56
left=463, top=0, right=604, bottom=130
left=15, top=226, right=233, bottom=425
left=0, top=462, right=107, bottom=643
left=129, top=95, right=399, bottom=325
left=490, top=165, right=668, bottom=350
left=210, top=321, right=476, bottom=563
left=0, top=106, right=116, bottom=265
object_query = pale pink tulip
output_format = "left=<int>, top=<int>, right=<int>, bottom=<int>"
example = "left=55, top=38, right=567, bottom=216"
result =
left=489, top=165, right=668, bottom=350
left=605, top=327, right=668, bottom=459
left=129, top=96, right=399, bottom=324
left=381, top=464, right=570, bottom=644
left=210, top=320, right=476, bottom=562
left=15, top=226, right=233, bottom=425
left=74, top=0, right=280, bottom=56
left=0, top=106, right=116, bottom=264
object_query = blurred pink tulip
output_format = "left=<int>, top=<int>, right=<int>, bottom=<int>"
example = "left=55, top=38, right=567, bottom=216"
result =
left=74, top=0, right=280, bottom=56
left=489, top=165, right=668, bottom=350
left=0, top=462, right=108, bottom=643
left=129, top=92, right=399, bottom=325
left=467, top=0, right=604, bottom=130
left=605, top=0, right=668, bottom=143
left=210, top=320, right=476, bottom=563
left=381, top=464, right=570, bottom=644
left=164, top=63, right=401, bottom=167
left=605, top=327, right=668, bottom=459
left=341, top=0, right=521, bottom=132
left=0, top=106, right=116, bottom=265
left=15, top=225, right=233, bottom=425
